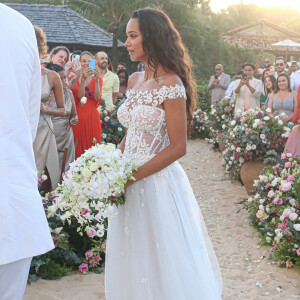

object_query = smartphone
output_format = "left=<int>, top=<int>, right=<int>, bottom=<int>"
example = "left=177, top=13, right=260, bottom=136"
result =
left=214, top=74, right=218, bottom=79
left=71, top=54, right=80, bottom=61
left=88, top=59, right=96, bottom=71
left=242, top=73, right=247, bottom=79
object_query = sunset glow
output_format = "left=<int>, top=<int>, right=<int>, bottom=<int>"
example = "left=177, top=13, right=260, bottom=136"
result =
left=210, top=0, right=300, bottom=12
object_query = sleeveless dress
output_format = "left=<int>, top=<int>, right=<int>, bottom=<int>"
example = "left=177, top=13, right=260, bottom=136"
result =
left=105, top=84, right=222, bottom=300
left=273, top=94, right=294, bottom=116
left=49, top=89, right=75, bottom=173
left=33, top=70, right=60, bottom=189
left=71, top=76, right=103, bottom=158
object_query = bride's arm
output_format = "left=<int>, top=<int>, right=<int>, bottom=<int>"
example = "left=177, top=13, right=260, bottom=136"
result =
left=118, top=130, right=127, bottom=153
left=125, top=96, right=187, bottom=188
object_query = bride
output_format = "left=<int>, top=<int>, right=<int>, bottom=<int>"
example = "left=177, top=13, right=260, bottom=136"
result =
left=106, top=8, right=222, bottom=299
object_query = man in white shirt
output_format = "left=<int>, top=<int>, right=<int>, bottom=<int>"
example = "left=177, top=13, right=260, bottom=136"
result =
left=234, top=62, right=263, bottom=115
left=290, top=64, right=300, bottom=92
left=208, top=64, right=230, bottom=103
left=0, top=4, right=54, bottom=299
left=95, top=51, right=119, bottom=111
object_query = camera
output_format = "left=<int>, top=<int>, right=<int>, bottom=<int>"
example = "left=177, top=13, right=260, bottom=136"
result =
left=242, top=73, right=247, bottom=79
left=214, top=75, right=218, bottom=79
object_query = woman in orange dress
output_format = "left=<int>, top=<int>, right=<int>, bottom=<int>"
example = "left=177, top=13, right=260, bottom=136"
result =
left=71, top=51, right=102, bottom=158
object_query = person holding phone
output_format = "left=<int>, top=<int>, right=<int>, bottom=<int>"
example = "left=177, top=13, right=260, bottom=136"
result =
left=70, top=51, right=103, bottom=158
left=233, top=62, right=263, bottom=115
left=208, top=64, right=230, bottom=104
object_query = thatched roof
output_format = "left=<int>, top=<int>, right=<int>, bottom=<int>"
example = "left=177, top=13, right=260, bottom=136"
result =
left=6, top=3, right=124, bottom=51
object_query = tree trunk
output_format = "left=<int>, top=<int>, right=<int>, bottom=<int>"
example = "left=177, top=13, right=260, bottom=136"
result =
left=111, top=23, right=119, bottom=71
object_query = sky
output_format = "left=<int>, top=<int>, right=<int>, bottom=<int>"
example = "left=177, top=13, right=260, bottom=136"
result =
left=210, top=0, right=300, bottom=12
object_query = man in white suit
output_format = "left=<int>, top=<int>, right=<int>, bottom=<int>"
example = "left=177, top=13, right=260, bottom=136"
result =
left=0, top=4, right=54, bottom=299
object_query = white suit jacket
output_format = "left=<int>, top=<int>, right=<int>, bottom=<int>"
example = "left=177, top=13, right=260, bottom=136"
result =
left=0, top=4, right=54, bottom=264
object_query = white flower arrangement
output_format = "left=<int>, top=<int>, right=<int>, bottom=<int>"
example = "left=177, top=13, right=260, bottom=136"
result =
left=51, top=143, right=138, bottom=237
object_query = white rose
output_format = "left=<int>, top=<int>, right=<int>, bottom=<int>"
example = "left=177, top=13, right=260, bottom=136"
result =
left=259, top=205, right=264, bottom=211
left=89, top=162, right=99, bottom=172
left=253, top=123, right=257, bottom=129
left=231, top=145, right=236, bottom=150
left=259, top=199, right=265, bottom=204
left=266, top=108, right=272, bottom=113
left=260, top=134, right=265, bottom=139
left=118, top=127, right=123, bottom=132
left=263, top=116, right=270, bottom=121
left=82, top=168, right=92, bottom=178
left=41, top=174, right=48, bottom=181
left=278, top=120, right=283, bottom=125
left=246, top=145, right=251, bottom=151
left=54, top=227, right=63, bottom=234
left=222, top=124, right=226, bottom=130
left=81, top=97, right=87, bottom=104
left=237, top=109, right=242, bottom=115
left=294, top=224, right=300, bottom=231
left=230, top=120, right=236, bottom=126
left=236, top=147, right=241, bottom=152
left=251, top=144, right=256, bottom=150
left=239, top=158, right=245, bottom=163
left=266, top=237, right=271, bottom=243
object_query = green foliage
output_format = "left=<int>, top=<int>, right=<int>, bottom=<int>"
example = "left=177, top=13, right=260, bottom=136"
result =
left=35, top=258, right=72, bottom=280
left=196, top=84, right=211, bottom=112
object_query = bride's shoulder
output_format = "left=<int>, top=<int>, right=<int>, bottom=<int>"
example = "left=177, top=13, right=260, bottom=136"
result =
left=127, top=71, right=144, bottom=90
left=157, top=72, right=183, bottom=89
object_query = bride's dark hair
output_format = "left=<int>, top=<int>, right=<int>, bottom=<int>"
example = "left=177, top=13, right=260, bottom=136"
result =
left=131, top=8, right=197, bottom=136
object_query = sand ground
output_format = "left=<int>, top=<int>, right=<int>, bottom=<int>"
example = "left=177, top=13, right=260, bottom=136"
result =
left=24, top=140, right=300, bottom=300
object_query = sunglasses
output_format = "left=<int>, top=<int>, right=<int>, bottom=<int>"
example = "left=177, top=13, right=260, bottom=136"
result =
left=215, top=68, right=221, bottom=71
left=264, top=61, right=271, bottom=63
left=275, top=63, right=284, bottom=67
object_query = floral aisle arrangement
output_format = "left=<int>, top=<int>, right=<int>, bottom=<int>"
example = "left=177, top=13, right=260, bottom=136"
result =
left=206, top=96, right=235, bottom=149
left=191, top=109, right=210, bottom=139
left=100, top=102, right=125, bottom=145
left=222, top=108, right=294, bottom=181
left=245, top=154, right=300, bottom=268
left=30, top=143, right=137, bottom=280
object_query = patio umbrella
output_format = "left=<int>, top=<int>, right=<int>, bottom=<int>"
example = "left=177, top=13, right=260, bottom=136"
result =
left=272, top=39, right=300, bottom=61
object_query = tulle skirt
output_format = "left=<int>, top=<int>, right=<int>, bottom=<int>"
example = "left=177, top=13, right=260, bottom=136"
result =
left=106, top=161, right=222, bottom=300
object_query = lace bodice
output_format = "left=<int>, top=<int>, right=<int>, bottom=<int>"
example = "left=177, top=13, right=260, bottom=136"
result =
left=117, top=84, right=186, bottom=165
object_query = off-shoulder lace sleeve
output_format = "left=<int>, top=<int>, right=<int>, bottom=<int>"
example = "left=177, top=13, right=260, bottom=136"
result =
left=156, top=84, right=187, bottom=105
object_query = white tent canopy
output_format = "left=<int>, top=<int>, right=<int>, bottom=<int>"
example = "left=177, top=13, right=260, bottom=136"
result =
left=272, top=39, right=300, bottom=47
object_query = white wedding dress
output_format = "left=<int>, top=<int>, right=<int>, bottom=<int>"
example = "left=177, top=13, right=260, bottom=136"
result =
left=106, top=84, right=222, bottom=300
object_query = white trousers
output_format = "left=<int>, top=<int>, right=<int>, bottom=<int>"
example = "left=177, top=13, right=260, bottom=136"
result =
left=0, top=257, right=32, bottom=300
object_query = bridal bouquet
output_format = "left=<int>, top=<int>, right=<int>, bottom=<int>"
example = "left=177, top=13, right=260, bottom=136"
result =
left=51, top=143, right=138, bottom=237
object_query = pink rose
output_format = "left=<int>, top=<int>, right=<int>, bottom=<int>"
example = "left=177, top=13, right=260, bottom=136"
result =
left=286, top=153, right=293, bottom=158
left=284, top=162, right=292, bottom=168
left=268, top=190, right=275, bottom=198
left=287, top=175, right=294, bottom=182
left=265, top=182, right=270, bottom=189
left=101, top=244, right=106, bottom=249
left=296, top=248, right=300, bottom=256
left=87, top=228, right=96, bottom=238
left=79, top=263, right=89, bottom=273
left=283, top=208, right=291, bottom=217
left=286, top=261, right=293, bottom=268
left=81, top=208, right=89, bottom=216
left=282, top=182, right=292, bottom=192
left=104, top=116, right=110, bottom=122
left=85, top=251, right=93, bottom=258
left=289, top=213, right=298, bottom=221
left=278, top=198, right=283, bottom=205
left=281, top=153, right=286, bottom=159
left=273, top=197, right=279, bottom=204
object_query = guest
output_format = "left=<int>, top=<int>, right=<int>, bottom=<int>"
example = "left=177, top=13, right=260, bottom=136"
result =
left=274, top=57, right=286, bottom=78
left=254, top=52, right=272, bottom=73
left=233, top=62, right=263, bottom=115
left=116, top=68, right=129, bottom=103
left=263, top=75, right=276, bottom=107
left=259, top=68, right=271, bottom=104
left=46, top=63, right=77, bottom=173
left=208, top=64, right=230, bottom=103
left=71, top=51, right=103, bottom=158
left=290, top=63, right=300, bottom=92
left=288, top=61, right=298, bottom=77
left=50, top=46, right=70, bottom=68
left=259, top=72, right=276, bottom=107
left=117, top=62, right=127, bottom=72
left=225, top=70, right=243, bottom=97
left=284, top=89, right=300, bottom=163
left=268, top=73, right=297, bottom=122
left=33, top=26, right=66, bottom=190
left=95, top=51, right=119, bottom=110
left=34, top=25, right=48, bottom=63
left=0, top=5, right=53, bottom=299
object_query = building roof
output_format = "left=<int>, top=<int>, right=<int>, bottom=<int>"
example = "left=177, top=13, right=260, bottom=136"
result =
left=223, top=19, right=300, bottom=38
left=6, top=3, right=124, bottom=49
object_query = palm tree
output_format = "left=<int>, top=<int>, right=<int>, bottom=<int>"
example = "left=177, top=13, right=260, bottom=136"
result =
left=74, top=0, right=145, bottom=69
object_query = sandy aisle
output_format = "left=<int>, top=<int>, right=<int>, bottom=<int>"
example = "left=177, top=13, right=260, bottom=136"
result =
left=24, top=140, right=300, bottom=300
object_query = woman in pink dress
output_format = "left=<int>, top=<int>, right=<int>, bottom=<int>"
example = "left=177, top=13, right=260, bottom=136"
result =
left=284, top=85, right=300, bottom=163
